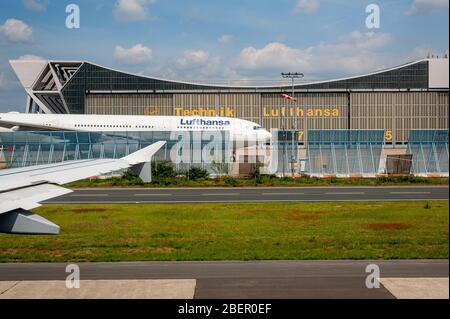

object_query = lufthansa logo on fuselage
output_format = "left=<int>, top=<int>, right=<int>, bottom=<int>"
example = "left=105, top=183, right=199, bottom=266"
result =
left=180, top=118, right=231, bottom=126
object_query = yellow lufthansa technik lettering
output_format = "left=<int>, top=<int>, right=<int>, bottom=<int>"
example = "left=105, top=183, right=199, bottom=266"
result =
left=171, top=106, right=339, bottom=118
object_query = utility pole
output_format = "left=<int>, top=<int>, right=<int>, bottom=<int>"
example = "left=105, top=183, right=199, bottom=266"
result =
left=281, top=72, right=304, bottom=177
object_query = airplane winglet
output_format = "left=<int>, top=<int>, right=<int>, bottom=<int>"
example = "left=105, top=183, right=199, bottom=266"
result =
left=121, top=141, right=166, bottom=165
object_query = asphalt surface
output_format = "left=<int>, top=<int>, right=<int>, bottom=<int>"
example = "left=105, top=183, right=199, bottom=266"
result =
left=0, top=260, right=448, bottom=299
left=45, top=186, right=449, bottom=204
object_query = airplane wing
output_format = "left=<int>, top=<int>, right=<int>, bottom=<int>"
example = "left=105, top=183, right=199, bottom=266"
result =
left=0, top=141, right=166, bottom=235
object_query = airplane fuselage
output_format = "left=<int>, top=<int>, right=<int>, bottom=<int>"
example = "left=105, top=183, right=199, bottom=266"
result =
left=0, top=113, right=272, bottom=143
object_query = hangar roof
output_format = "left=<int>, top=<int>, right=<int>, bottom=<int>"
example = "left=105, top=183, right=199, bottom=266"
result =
left=9, top=57, right=448, bottom=114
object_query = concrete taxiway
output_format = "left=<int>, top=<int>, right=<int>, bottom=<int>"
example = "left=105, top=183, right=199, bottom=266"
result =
left=44, top=186, right=449, bottom=204
left=0, top=279, right=196, bottom=299
left=0, top=260, right=448, bottom=299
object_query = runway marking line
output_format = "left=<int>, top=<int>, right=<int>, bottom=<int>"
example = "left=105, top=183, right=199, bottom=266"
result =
left=324, top=192, right=366, bottom=195
left=389, top=192, right=431, bottom=195
left=69, top=194, right=109, bottom=197
left=133, top=194, right=172, bottom=196
left=261, top=193, right=305, bottom=196
left=202, top=193, right=238, bottom=196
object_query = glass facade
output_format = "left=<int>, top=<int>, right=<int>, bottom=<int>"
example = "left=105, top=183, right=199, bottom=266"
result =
left=3, top=130, right=446, bottom=176
left=305, top=130, right=385, bottom=176
left=407, top=130, right=449, bottom=175
left=297, top=61, right=429, bottom=90
left=65, top=61, right=429, bottom=98
left=0, top=131, right=231, bottom=173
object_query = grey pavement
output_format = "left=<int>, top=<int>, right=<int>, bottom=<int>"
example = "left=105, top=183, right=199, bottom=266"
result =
left=0, top=260, right=447, bottom=299
left=45, top=186, right=449, bottom=204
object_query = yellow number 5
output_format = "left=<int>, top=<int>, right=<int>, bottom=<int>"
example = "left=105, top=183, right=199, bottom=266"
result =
left=385, top=130, right=393, bottom=141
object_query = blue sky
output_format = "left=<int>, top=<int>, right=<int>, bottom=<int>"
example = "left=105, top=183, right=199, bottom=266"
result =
left=0, top=0, right=448, bottom=112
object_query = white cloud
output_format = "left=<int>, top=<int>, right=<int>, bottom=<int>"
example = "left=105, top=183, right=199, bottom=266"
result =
left=114, top=44, right=153, bottom=65
left=294, top=0, right=320, bottom=15
left=236, top=31, right=394, bottom=75
left=144, top=50, right=236, bottom=81
left=200, top=56, right=222, bottom=77
left=114, top=0, right=155, bottom=21
left=337, top=31, right=392, bottom=50
left=237, top=42, right=309, bottom=71
left=218, top=34, right=233, bottom=44
left=144, top=31, right=395, bottom=82
left=23, top=0, right=48, bottom=12
left=176, top=50, right=209, bottom=69
left=17, top=54, right=45, bottom=60
left=404, top=0, right=449, bottom=15
left=0, top=19, right=33, bottom=43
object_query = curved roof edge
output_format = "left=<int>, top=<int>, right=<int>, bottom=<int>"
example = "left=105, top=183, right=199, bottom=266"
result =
left=10, top=57, right=449, bottom=90
left=81, top=58, right=432, bottom=89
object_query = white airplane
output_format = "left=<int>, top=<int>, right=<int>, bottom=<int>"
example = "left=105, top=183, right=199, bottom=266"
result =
left=0, top=141, right=166, bottom=235
left=0, top=114, right=271, bottom=235
left=0, top=113, right=272, bottom=143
